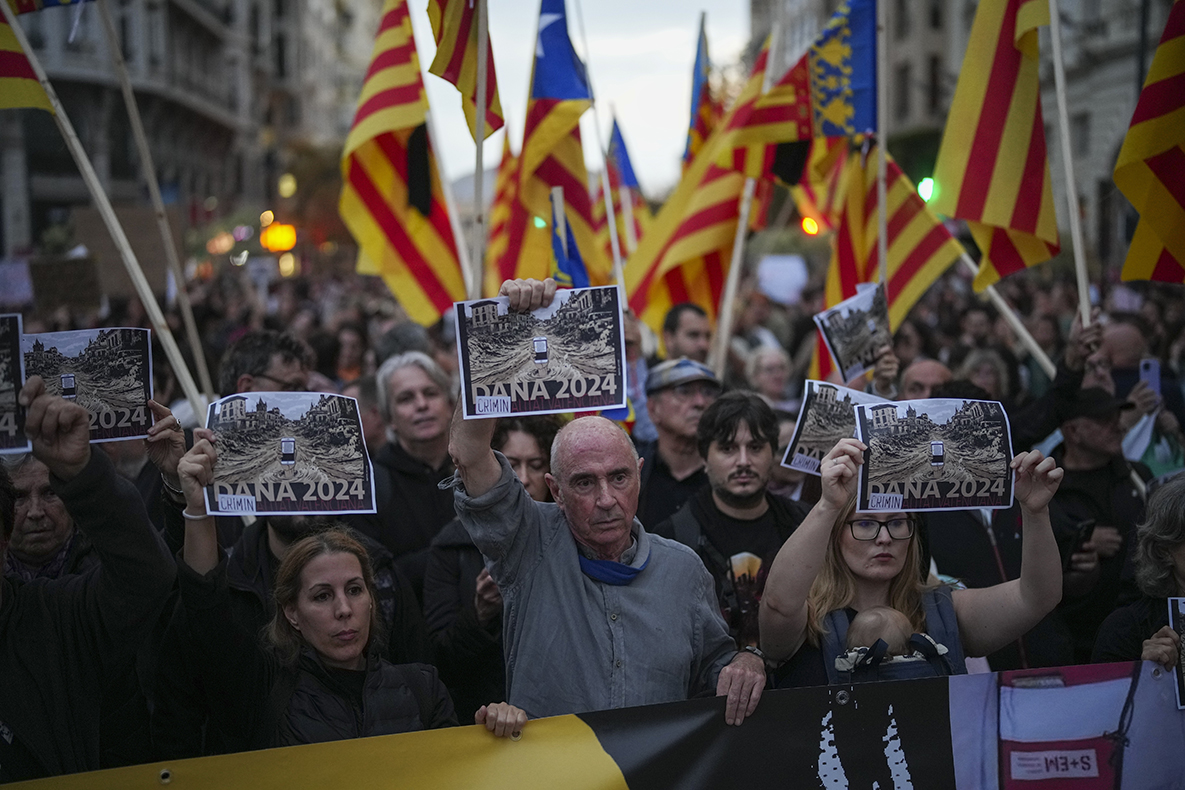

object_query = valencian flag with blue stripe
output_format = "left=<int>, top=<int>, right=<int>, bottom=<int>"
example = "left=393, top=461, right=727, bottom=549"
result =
left=339, top=0, right=466, bottom=326
left=489, top=0, right=610, bottom=288
left=683, top=12, right=720, bottom=170
left=550, top=212, right=589, bottom=289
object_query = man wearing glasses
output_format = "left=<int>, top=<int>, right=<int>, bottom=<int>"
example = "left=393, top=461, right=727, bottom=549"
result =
left=635, top=358, right=721, bottom=530
left=217, top=330, right=313, bottom=395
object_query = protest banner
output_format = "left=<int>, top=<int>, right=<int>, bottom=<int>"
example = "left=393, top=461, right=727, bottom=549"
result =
left=855, top=397, right=1014, bottom=512
left=20, top=661, right=1184, bottom=790
left=782, top=379, right=887, bottom=475
left=455, top=286, right=626, bottom=419
left=0, top=314, right=29, bottom=454
left=203, top=392, right=376, bottom=517
left=21, top=327, right=153, bottom=443
left=813, top=282, right=891, bottom=382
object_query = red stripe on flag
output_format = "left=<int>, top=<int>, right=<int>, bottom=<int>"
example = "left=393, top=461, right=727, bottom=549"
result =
left=441, top=3, right=473, bottom=84
left=1150, top=246, right=1185, bottom=283
left=1145, top=145, right=1185, bottom=212
left=353, top=83, right=424, bottom=127
left=1129, top=70, right=1185, bottom=126
left=987, top=228, right=1029, bottom=279
left=1007, top=99, right=1048, bottom=235
left=957, top=0, right=1024, bottom=219
left=664, top=268, right=691, bottom=305
left=888, top=225, right=953, bottom=301
left=378, top=2, right=410, bottom=34
left=372, top=133, right=457, bottom=250
left=704, top=251, right=725, bottom=305
left=364, top=41, right=417, bottom=81
left=887, top=196, right=924, bottom=241
left=346, top=159, right=453, bottom=311
left=668, top=199, right=738, bottom=245
left=0, top=50, right=37, bottom=81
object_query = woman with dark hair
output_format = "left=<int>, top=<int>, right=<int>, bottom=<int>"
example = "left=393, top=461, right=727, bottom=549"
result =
left=1092, top=473, right=1185, bottom=668
left=424, top=415, right=563, bottom=719
left=172, top=430, right=526, bottom=749
left=759, top=438, right=1064, bottom=687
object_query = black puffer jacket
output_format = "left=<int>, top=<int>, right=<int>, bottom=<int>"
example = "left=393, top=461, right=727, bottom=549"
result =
left=172, top=556, right=455, bottom=752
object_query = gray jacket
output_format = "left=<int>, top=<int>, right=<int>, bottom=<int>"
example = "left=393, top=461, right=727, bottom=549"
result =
left=452, top=453, right=737, bottom=718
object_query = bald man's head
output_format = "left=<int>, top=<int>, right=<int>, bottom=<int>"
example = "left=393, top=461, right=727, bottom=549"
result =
left=899, top=359, right=951, bottom=401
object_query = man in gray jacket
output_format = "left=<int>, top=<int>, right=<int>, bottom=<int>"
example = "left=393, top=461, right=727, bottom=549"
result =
left=448, top=278, right=765, bottom=725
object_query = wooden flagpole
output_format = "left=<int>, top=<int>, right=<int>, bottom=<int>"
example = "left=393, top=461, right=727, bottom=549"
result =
left=1048, top=0, right=1093, bottom=327
left=1, top=0, right=206, bottom=418
left=94, top=0, right=214, bottom=400
left=470, top=0, right=488, bottom=299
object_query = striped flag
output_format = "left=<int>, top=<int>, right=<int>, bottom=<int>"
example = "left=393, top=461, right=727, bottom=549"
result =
left=624, top=40, right=774, bottom=335
left=592, top=118, right=650, bottom=258
left=683, top=13, right=720, bottom=170
left=0, top=9, right=52, bottom=112
left=483, top=131, right=518, bottom=296
left=550, top=211, right=589, bottom=289
left=340, top=0, right=466, bottom=327
left=8, top=0, right=91, bottom=11
left=930, top=0, right=1059, bottom=292
left=811, top=145, right=965, bottom=380
left=489, top=0, right=610, bottom=287
left=791, top=136, right=848, bottom=232
left=1114, top=0, right=1185, bottom=283
left=426, top=0, right=504, bottom=141
left=718, top=53, right=814, bottom=179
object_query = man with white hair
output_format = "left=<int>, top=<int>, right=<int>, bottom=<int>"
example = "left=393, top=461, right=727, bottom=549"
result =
left=448, top=279, right=766, bottom=725
left=349, top=351, right=457, bottom=600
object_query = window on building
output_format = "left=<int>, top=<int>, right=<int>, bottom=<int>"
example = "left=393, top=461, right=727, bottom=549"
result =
left=895, top=0, right=910, bottom=39
left=119, top=0, right=134, bottom=64
left=928, top=55, right=942, bottom=114
left=930, top=0, right=942, bottom=29
left=147, top=1, right=163, bottom=66
left=274, top=0, right=284, bottom=19
left=275, top=32, right=286, bottom=79
left=1071, top=112, right=1090, bottom=157
left=895, top=63, right=911, bottom=123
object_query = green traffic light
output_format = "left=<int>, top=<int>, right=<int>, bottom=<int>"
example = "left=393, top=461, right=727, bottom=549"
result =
left=918, top=177, right=935, bottom=202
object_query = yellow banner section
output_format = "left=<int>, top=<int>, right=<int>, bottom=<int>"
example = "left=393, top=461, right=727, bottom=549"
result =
left=12, top=716, right=628, bottom=790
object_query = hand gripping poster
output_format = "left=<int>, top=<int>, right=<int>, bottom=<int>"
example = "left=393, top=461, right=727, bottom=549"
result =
left=813, top=282, right=891, bottom=382
left=455, top=286, right=627, bottom=419
left=203, top=392, right=376, bottom=517
left=782, top=380, right=888, bottom=475
left=854, top=397, right=1014, bottom=512
left=21, top=327, right=153, bottom=442
left=0, top=314, right=29, bottom=454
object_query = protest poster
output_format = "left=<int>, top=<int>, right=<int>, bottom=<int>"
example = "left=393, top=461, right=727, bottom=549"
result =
left=0, top=314, right=29, bottom=454
left=854, top=397, right=1014, bottom=512
left=782, top=380, right=887, bottom=474
left=454, top=286, right=626, bottom=419
left=203, top=392, right=376, bottom=517
left=813, top=282, right=891, bottom=381
left=1171, top=598, right=1185, bottom=710
left=21, top=328, right=153, bottom=443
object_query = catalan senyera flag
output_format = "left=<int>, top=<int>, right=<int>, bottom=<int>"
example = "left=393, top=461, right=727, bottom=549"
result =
left=340, top=0, right=466, bottom=327
left=0, top=8, right=52, bottom=112
left=683, top=12, right=719, bottom=170
left=483, top=132, right=518, bottom=297
left=791, top=136, right=848, bottom=232
left=489, top=0, right=610, bottom=288
left=1114, top=0, right=1185, bottom=283
left=624, top=41, right=774, bottom=336
left=426, top=0, right=504, bottom=141
left=810, top=145, right=965, bottom=380
left=592, top=118, right=650, bottom=259
left=930, top=0, right=1059, bottom=292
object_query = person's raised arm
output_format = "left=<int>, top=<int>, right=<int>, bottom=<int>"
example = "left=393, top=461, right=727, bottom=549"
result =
left=759, top=438, right=865, bottom=663
left=176, top=429, right=219, bottom=575
left=448, top=278, right=557, bottom=498
left=951, top=450, right=1064, bottom=657
left=20, top=374, right=90, bottom=481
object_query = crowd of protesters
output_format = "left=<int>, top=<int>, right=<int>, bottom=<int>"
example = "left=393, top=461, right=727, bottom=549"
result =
left=3, top=261, right=1185, bottom=781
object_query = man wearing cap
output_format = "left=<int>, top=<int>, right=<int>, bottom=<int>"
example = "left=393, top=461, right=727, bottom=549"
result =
left=635, top=357, right=722, bottom=530
left=448, top=278, right=766, bottom=725
left=1050, top=387, right=1151, bottom=663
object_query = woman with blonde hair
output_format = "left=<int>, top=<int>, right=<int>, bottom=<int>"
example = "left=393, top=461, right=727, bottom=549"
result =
left=759, top=438, right=1064, bottom=686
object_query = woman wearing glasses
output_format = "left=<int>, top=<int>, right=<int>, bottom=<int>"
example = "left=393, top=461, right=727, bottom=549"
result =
left=759, top=438, right=1065, bottom=687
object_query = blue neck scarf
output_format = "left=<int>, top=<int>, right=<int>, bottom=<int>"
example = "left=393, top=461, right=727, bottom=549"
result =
left=578, top=552, right=649, bottom=586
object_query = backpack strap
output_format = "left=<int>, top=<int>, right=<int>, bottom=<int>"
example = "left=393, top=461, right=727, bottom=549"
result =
left=670, top=505, right=742, bottom=618
left=820, top=609, right=851, bottom=685
left=908, top=633, right=954, bottom=676
left=920, top=586, right=967, bottom=674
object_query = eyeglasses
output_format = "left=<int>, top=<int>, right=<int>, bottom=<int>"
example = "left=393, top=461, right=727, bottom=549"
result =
left=253, top=372, right=307, bottom=392
left=847, top=517, right=915, bottom=541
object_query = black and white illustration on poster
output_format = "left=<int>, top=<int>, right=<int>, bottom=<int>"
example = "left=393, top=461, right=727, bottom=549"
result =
left=854, top=398, right=1014, bottom=512
left=203, top=392, right=376, bottom=517
left=21, top=327, right=153, bottom=443
left=0, top=314, right=29, bottom=454
left=782, top=379, right=887, bottom=475
left=813, top=282, right=891, bottom=381
left=1171, top=597, right=1185, bottom=710
left=455, top=286, right=626, bottom=419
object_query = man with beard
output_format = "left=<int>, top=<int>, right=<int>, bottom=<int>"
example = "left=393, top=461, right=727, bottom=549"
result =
left=151, top=513, right=429, bottom=758
left=653, top=392, right=808, bottom=649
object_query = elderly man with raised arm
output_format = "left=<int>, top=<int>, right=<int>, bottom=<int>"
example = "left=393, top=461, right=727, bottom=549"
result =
left=448, top=278, right=765, bottom=725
